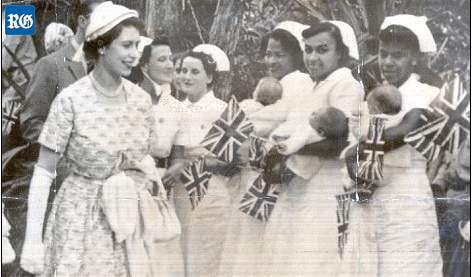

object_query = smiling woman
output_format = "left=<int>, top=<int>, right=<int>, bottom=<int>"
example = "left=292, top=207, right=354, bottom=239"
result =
left=19, top=2, right=166, bottom=277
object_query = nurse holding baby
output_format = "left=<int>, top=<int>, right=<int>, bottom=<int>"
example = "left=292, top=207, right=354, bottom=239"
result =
left=348, top=15, right=443, bottom=276
left=261, top=21, right=364, bottom=276
left=250, top=21, right=314, bottom=135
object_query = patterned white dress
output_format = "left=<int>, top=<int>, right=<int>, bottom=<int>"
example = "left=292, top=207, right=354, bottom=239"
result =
left=38, top=75, right=156, bottom=276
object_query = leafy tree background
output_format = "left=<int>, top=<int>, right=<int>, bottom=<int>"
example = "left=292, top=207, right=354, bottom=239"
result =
left=4, top=0, right=470, bottom=98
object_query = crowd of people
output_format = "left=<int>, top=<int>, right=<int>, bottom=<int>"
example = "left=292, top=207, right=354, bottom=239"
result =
left=1, top=1, right=470, bottom=276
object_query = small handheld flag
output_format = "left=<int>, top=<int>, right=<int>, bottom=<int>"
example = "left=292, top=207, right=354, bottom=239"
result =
left=239, top=175, right=280, bottom=222
left=181, top=157, right=212, bottom=209
left=201, top=96, right=253, bottom=163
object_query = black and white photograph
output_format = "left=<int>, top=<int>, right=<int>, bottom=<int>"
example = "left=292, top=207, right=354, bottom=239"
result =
left=1, top=0, right=470, bottom=276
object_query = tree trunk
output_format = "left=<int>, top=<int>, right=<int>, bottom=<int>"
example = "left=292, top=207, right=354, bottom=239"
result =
left=208, top=0, right=246, bottom=101
left=144, top=0, right=201, bottom=52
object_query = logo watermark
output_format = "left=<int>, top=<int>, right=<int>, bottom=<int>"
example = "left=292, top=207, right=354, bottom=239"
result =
left=4, top=5, right=36, bottom=35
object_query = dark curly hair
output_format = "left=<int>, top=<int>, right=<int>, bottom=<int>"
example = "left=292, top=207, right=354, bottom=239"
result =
left=182, top=51, right=218, bottom=88
left=139, top=36, right=171, bottom=66
left=302, top=22, right=352, bottom=68
left=83, top=17, right=144, bottom=62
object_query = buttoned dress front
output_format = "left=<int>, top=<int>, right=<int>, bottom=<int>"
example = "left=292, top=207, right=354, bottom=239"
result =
left=261, top=67, right=364, bottom=276
left=174, top=91, right=231, bottom=277
left=37, top=76, right=157, bottom=276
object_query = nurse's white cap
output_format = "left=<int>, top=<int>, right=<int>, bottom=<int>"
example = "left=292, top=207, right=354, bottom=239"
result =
left=328, top=20, right=359, bottom=60
left=380, top=14, right=437, bottom=53
left=193, top=44, right=230, bottom=72
left=137, top=36, right=153, bottom=55
left=274, top=20, right=309, bottom=50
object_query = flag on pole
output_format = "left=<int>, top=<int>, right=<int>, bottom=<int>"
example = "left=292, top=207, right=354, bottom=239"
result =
left=181, top=157, right=212, bottom=209
left=239, top=175, right=279, bottom=222
left=405, top=74, right=470, bottom=160
left=336, top=193, right=352, bottom=258
left=201, top=96, right=253, bottom=163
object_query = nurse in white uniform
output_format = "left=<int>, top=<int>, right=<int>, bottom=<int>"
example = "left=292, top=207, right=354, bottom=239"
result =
left=262, top=21, right=364, bottom=276
left=137, top=36, right=187, bottom=276
left=250, top=21, right=313, bottom=136
left=173, top=49, right=235, bottom=277
left=368, top=15, right=443, bottom=277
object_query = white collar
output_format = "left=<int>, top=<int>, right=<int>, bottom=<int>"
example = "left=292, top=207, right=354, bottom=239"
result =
left=143, top=72, right=162, bottom=96
left=319, top=67, right=352, bottom=83
left=143, top=72, right=173, bottom=97
left=398, top=73, right=420, bottom=91
left=184, top=90, right=217, bottom=108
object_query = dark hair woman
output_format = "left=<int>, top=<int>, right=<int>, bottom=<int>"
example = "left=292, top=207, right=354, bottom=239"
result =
left=251, top=21, right=314, bottom=137
left=129, top=35, right=187, bottom=275
left=261, top=20, right=364, bottom=276
left=171, top=49, right=237, bottom=276
left=360, top=14, right=443, bottom=277
left=20, top=3, right=164, bottom=276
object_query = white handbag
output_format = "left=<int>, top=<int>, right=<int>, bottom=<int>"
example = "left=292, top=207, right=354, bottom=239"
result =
left=136, top=156, right=181, bottom=242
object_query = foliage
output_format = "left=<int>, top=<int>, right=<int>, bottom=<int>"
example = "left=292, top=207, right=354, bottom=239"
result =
left=230, top=0, right=470, bottom=98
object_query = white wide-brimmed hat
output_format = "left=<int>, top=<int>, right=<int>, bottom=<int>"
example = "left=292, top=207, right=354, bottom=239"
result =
left=380, top=14, right=437, bottom=53
left=85, top=1, right=139, bottom=42
left=193, top=44, right=230, bottom=72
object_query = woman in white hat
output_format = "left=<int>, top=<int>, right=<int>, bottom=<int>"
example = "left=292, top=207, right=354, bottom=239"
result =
left=19, top=2, right=164, bottom=276
left=346, top=14, right=443, bottom=276
left=250, top=21, right=314, bottom=136
left=260, top=21, right=364, bottom=276
left=131, top=35, right=187, bottom=276
left=171, top=50, right=237, bottom=277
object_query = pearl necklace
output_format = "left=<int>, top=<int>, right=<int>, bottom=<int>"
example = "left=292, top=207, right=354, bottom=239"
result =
left=89, top=74, right=124, bottom=98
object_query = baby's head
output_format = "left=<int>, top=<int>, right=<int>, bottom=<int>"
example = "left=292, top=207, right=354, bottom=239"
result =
left=254, top=77, right=283, bottom=106
left=366, top=85, right=402, bottom=115
left=309, top=107, right=348, bottom=139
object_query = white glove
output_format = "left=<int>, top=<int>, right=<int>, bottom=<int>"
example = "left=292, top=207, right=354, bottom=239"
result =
left=20, top=240, right=45, bottom=274
left=20, top=165, right=54, bottom=274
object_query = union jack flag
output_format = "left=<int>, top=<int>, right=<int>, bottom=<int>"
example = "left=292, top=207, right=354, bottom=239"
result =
left=201, top=96, right=253, bottom=163
left=248, top=134, right=272, bottom=169
left=358, top=116, right=386, bottom=182
left=181, top=157, right=212, bottom=209
left=2, top=97, right=22, bottom=136
left=405, top=75, right=470, bottom=160
left=336, top=193, right=352, bottom=258
left=239, top=175, right=279, bottom=222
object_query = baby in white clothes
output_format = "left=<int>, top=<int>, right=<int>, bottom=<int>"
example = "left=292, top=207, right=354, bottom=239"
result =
left=240, top=77, right=283, bottom=115
left=272, top=107, right=348, bottom=155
